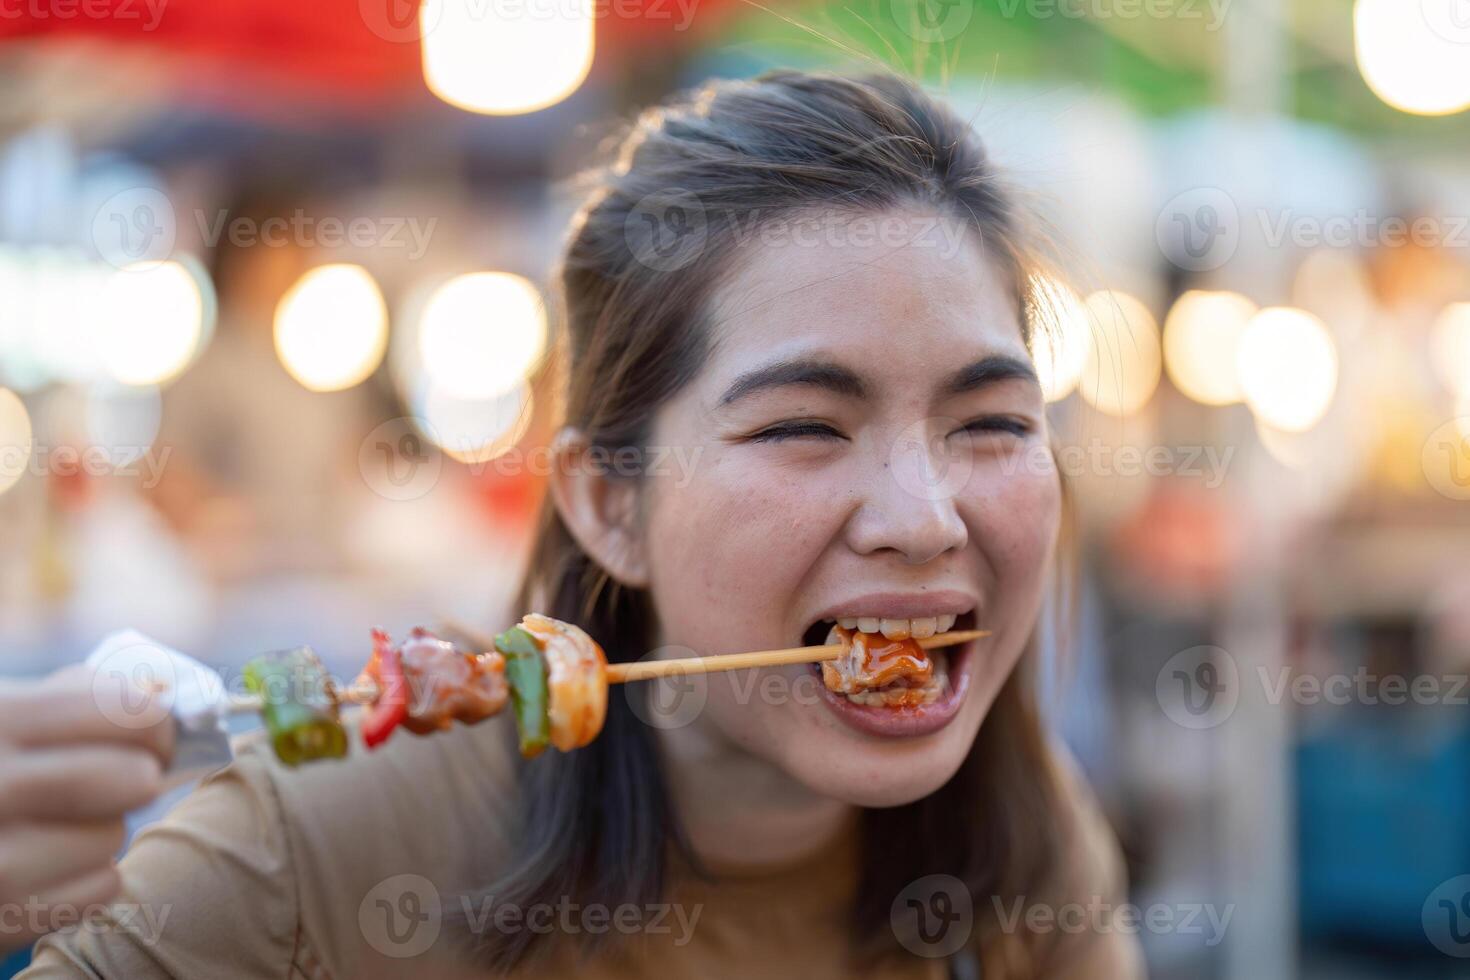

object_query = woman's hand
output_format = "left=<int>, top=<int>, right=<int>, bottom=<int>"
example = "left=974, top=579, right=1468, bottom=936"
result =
left=0, top=664, right=175, bottom=953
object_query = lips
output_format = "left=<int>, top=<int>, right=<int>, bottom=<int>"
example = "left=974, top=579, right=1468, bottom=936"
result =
left=797, top=592, right=979, bottom=738
left=808, top=633, right=975, bottom=737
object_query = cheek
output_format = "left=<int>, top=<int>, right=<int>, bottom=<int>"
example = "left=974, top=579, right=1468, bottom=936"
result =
left=967, top=453, right=1061, bottom=598
left=642, top=450, right=841, bottom=654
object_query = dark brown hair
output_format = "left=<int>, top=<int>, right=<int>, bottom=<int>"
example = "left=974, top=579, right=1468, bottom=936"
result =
left=458, top=68, right=1076, bottom=976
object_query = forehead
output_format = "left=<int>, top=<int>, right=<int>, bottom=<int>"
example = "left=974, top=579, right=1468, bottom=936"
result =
left=704, top=210, right=1026, bottom=372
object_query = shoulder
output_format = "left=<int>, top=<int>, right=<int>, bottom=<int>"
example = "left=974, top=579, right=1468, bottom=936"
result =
left=237, top=710, right=523, bottom=975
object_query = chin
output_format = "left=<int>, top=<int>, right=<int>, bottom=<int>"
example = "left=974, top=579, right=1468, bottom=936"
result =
left=778, top=711, right=982, bottom=808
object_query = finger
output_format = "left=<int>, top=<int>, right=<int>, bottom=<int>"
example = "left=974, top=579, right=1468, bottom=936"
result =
left=0, top=746, right=163, bottom=823
left=0, top=865, right=122, bottom=954
left=0, top=820, right=126, bottom=900
left=0, top=665, right=176, bottom=762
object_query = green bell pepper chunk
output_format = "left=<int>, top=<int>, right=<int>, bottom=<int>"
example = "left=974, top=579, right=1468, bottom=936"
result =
left=495, top=626, right=549, bottom=758
left=243, top=648, right=349, bottom=767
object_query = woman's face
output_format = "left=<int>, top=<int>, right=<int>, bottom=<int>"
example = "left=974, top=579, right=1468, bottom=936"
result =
left=639, top=208, right=1060, bottom=807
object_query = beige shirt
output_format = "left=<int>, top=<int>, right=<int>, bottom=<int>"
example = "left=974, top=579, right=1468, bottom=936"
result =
left=24, top=713, right=1143, bottom=979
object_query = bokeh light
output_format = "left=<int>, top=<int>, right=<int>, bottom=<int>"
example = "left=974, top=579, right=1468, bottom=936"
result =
left=97, top=259, right=212, bottom=387
left=0, top=387, right=32, bottom=495
left=274, top=264, right=390, bottom=393
left=1029, top=275, right=1092, bottom=403
left=415, top=381, right=535, bottom=465
left=1354, top=0, right=1470, bottom=116
left=86, top=382, right=163, bottom=469
left=420, top=0, right=594, bottom=115
left=1430, top=302, right=1470, bottom=397
left=1237, top=307, right=1339, bottom=433
left=1079, top=290, right=1161, bottom=417
left=1163, top=290, right=1258, bottom=407
left=418, top=272, right=548, bottom=400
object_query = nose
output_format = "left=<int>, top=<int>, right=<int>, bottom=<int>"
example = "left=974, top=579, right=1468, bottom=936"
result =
left=844, top=431, right=969, bottom=564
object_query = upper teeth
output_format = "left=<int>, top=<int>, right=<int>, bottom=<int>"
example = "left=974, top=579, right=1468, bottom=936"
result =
left=835, top=614, right=957, bottom=639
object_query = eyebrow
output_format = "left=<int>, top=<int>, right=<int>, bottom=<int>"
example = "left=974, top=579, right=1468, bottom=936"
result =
left=718, top=358, right=867, bottom=406
left=718, top=353, right=1039, bottom=407
left=938, top=354, right=1040, bottom=396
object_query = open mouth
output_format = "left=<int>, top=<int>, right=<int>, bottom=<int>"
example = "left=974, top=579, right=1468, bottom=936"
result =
left=799, top=609, right=979, bottom=738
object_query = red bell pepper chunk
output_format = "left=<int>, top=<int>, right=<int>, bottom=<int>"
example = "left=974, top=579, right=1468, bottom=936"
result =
left=361, top=628, right=409, bottom=749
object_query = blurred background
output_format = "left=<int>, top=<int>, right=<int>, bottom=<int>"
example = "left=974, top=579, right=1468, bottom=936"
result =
left=2, top=0, right=1469, bottom=976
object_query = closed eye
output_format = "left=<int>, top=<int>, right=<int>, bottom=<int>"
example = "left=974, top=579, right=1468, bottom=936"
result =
left=748, top=420, right=847, bottom=443
left=957, top=416, right=1033, bottom=438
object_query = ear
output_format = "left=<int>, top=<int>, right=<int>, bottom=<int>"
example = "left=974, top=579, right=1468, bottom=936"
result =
left=547, top=427, right=651, bottom=589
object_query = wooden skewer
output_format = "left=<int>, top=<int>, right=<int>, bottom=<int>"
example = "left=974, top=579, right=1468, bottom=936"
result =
left=225, top=628, right=990, bottom=713
left=441, top=618, right=990, bottom=684
left=605, top=629, right=989, bottom=683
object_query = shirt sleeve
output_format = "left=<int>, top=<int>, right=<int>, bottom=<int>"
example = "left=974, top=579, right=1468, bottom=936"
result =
left=20, top=746, right=312, bottom=979
left=20, top=713, right=521, bottom=980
